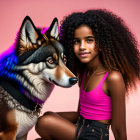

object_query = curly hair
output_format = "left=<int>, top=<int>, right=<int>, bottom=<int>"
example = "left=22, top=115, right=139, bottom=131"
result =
left=60, top=9, right=140, bottom=94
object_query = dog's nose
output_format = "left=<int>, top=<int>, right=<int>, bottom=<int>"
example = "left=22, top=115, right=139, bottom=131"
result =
left=69, top=78, right=78, bottom=85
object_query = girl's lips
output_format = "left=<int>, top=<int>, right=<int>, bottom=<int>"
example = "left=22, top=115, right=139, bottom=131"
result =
left=79, top=52, right=90, bottom=57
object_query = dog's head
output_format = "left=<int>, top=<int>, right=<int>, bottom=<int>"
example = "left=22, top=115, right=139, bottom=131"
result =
left=0, top=16, right=78, bottom=102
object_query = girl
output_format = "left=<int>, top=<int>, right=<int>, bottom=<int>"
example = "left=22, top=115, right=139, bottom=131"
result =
left=35, top=9, right=140, bottom=140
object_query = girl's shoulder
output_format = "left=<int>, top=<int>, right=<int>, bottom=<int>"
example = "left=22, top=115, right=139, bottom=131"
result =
left=106, top=70, right=126, bottom=96
left=106, top=70, right=124, bottom=85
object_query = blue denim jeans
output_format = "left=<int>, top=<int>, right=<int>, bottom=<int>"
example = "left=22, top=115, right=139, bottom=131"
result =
left=75, top=116, right=110, bottom=140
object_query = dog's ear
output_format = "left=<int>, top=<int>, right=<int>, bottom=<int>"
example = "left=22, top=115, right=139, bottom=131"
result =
left=19, top=16, right=39, bottom=44
left=47, top=17, right=59, bottom=40
left=17, top=16, right=39, bottom=55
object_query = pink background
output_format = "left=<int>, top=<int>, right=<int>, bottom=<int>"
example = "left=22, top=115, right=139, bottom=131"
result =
left=0, top=0, right=140, bottom=139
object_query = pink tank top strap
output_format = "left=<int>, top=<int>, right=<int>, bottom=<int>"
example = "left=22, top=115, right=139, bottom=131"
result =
left=81, top=71, right=109, bottom=87
left=81, top=70, right=87, bottom=87
left=99, top=72, right=109, bottom=85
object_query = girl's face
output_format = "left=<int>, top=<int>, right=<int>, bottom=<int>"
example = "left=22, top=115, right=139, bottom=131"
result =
left=73, top=25, right=99, bottom=64
left=73, top=25, right=99, bottom=63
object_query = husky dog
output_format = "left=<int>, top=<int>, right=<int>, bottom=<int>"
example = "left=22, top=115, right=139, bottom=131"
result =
left=0, top=16, right=78, bottom=140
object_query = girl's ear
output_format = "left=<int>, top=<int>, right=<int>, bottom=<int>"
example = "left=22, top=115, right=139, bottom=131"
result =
left=94, top=47, right=101, bottom=51
left=99, top=48, right=102, bottom=51
left=95, top=42, right=102, bottom=51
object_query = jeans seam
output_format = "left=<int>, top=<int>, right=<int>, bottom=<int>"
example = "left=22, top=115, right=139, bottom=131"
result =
left=100, top=128, right=103, bottom=140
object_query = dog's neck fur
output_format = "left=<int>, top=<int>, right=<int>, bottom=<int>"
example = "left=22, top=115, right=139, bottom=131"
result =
left=0, top=69, right=54, bottom=112
left=0, top=78, right=41, bottom=111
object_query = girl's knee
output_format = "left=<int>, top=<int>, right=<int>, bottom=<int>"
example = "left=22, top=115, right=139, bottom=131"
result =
left=35, top=111, right=57, bottom=131
left=43, top=111, right=56, bottom=116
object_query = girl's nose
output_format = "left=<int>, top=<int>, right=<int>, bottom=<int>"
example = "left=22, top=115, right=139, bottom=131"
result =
left=79, top=41, right=86, bottom=50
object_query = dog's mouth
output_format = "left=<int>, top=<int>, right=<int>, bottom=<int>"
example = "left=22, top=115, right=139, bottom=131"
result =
left=49, top=78, right=60, bottom=86
left=49, top=78, right=54, bottom=84
left=52, top=80, right=59, bottom=86
left=48, top=78, right=77, bottom=88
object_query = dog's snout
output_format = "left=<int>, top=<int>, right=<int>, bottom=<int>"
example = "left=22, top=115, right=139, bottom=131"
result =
left=69, top=78, right=78, bottom=85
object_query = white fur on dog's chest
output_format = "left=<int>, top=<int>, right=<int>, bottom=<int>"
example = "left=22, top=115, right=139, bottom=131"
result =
left=15, top=109, right=38, bottom=138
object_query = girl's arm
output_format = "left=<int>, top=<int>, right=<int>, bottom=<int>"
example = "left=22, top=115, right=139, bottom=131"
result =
left=107, top=71, right=127, bottom=140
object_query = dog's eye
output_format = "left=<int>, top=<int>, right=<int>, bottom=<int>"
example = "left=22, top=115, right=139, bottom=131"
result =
left=48, top=58, right=54, bottom=64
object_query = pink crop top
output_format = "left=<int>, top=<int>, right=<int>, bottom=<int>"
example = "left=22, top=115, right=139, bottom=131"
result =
left=80, top=71, right=112, bottom=120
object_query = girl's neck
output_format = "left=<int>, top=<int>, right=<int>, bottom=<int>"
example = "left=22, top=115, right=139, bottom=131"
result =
left=86, top=56, right=106, bottom=73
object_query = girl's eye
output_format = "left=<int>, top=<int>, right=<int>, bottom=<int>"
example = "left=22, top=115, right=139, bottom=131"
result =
left=86, top=39, right=94, bottom=43
left=73, top=39, right=80, bottom=45
left=48, top=58, right=54, bottom=64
